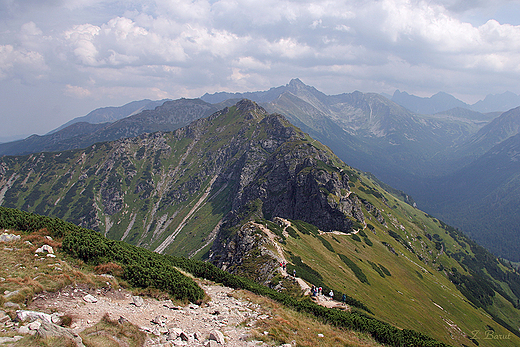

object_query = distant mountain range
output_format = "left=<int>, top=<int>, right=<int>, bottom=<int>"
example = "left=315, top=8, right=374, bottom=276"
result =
left=201, top=79, right=520, bottom=261
left=1, top=79, right=520, bottom=262
left=390, top=89, right=520, bottom=115
left=0, top=98, right=218, bottom=156
left=47, top=99, right=171, bottom=134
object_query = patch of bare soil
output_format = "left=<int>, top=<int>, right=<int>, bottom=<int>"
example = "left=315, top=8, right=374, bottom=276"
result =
left=28, top=282, right=274, bottom=347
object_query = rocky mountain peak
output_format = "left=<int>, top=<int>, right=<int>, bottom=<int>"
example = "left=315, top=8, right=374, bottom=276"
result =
left=235, top=99, right=267, bottom=120
left=288, top=78, right=305, bottom=88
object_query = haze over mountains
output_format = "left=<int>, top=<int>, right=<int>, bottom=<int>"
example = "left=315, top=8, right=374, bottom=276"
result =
left=390, top=90, right=520, bottom=115
left=1, top=78, right=520, bottom=263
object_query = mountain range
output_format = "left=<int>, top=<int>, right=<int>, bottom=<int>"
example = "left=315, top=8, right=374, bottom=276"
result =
left=1, top=99, right=520, bottom=346
left=201, top=79, right=520, bottom=262
left=390, top=89, right=520, bottom=115
left=1, top=79, right=520, bottom=263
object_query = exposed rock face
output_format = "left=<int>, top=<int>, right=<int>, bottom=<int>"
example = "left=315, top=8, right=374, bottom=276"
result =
left=209, top=101, right=365, bottom=275
left=212, top=222, right=279, bottom=284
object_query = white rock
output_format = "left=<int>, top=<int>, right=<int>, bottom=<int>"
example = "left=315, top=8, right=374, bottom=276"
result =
left=35, top=244, right=54, bottom=254
left=168, top=327, right=183, bottom=338
left=151, top=315, right=167, bottom=327
left=0, top=336, right=23, bottom=344
left=16, top=310, right=53, bottom=323
left=318, top=333, right=324, bottom=338
left=28, top=321, right=42, bottom=330
left=4, top=302, right=21, bottom=309
left=0, top=233, right=20, bottom=242
left=132, top=296, right=144, bottom=307
left=205, top=340, right=218, bottom=347
left=17, top=325, right=30, bottom=334
left=46, top=254, right=56, bottom=258
left=193, top=331, right=202, bottom=340
left=83, top=294, right=98, bottom=303
left=51, top=313, right=62, bottom=324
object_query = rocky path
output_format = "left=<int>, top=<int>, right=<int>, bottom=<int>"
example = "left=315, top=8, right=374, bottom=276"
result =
left=252, top=221, right=314, bottom=297
left=27, top=282, right=276, bottom=347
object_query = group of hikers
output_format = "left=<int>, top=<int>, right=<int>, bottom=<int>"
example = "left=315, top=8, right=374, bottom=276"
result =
left=310, top=285, right=332, bottom=300
left=279, top=262, right=347, bottom=304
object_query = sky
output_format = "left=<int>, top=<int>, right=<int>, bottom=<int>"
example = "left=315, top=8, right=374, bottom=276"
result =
left=1, top=0, right=520, bottom=140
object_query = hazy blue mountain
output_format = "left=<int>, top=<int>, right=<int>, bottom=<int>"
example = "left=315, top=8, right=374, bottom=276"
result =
left=391, top=90, right=470, bottom=114
left=471, top=91, right=520, bottom=113
left=259, top=80, right=520, bottom=261
left=452, top=106, right=520, bottom=163
left=200, top=78, right=326, bottom=104
left=433, top=107, right=497, bottom=122
left=264, top=86, right=486, bottom=180
left=0, top=134, right=30, bottom=144
left=0, top=98, right=217, bottom=156
left=48, top=99, right=170, bottom=134
left=418, top=132, right=520, bottom=261
left=391, top=89, right=520, bottom=115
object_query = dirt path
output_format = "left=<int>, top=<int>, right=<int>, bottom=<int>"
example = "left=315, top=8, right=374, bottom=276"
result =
left=252, top=221, right=312, bottom=296
left=252, top=220, right=350, bottom=308
left=312, top=294, right=350, bottom=311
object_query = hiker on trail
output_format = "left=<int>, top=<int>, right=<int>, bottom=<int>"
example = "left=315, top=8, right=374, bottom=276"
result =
left=318, top=287, right=322, bottom=295
left=283, top=262, right=286, bottom=271
left=342, top=293, right=346, bottom=303
left=293, top=269, right=296, bottom=277
left=329, top=290, right=334, bottom=300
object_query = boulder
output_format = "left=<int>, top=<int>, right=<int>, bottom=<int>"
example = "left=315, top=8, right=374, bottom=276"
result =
left=132, top=295, right=144, bottom=307
left=0, top=336, right=23, bottom=344
left=205, top=340, right=218, bottom=347
left=35, top=244, right=54, bottom=254
left=37, top=320, right=85, bottom=347
left=28, top=320, right=42, bottom=330
left=83, top=294, right=98, bottom=303
left=0, top=310, right=10, bottom=324
left=4, top=302, right=20, bottom=309
left=0, top=233, right=20, bottom=242
left=168, top=327, right=184, bottom=338
left=3, top=290, right=20, bottom=299
left=17, top=325, right=30, bottom=334
left=151, top=315, right=167, bottom=327
left=16, top=310, right=53, bottom=323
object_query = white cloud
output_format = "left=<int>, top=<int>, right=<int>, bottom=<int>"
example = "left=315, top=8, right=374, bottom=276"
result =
left=64, top=23, right=101, bottom=66
left=0, top=44, right=47, bottom=80
left=65, top=84, right=92, bottom=98
left=2, top=0, right=520, bottom=137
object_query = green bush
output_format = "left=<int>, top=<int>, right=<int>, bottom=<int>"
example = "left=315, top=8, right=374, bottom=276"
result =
left=339, top=254, right=369, bottom=284
left=317, top=235, right=335, bottom=253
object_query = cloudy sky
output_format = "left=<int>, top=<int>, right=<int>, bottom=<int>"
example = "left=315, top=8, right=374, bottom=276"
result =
left=1, top=0, right=520, bottom=140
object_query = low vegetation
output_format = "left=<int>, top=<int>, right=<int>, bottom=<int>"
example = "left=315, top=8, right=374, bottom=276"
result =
left=0, top=206, right=449, bottom=347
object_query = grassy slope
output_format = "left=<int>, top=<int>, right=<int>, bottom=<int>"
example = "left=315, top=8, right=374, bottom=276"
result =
left=278, top=168, right=520, bottom=347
